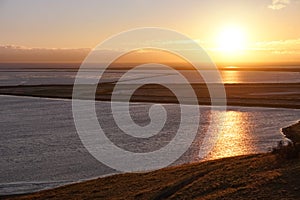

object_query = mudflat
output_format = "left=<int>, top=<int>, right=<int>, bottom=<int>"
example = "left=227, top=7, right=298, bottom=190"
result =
left=0, top=83, right=299, bottom=109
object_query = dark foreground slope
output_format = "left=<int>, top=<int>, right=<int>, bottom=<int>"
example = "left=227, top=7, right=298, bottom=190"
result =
left=3, top=153, right=300, bottom=200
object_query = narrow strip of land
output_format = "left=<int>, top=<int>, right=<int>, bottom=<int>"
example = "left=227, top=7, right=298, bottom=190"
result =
left=0, top=83, right=299, bottom=109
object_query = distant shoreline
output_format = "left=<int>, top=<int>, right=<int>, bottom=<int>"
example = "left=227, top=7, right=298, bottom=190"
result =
left=0, top=68, right=300, bottom=72
left=1, top=62, right=300, bottom=72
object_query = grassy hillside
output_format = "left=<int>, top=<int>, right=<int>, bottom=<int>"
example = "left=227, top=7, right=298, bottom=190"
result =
left=4, top=153, right=300, bottom=200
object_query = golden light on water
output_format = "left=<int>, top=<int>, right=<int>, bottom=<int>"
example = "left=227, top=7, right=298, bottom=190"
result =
left=206, top=111, right=255, bottom=160
left=221, top=70, right=241, bottom=83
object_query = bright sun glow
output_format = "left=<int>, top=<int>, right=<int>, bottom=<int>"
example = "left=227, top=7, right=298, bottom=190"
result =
left=217, top=26, right=246, bottom=53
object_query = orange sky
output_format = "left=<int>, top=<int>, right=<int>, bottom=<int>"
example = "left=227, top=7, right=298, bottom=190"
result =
left=1, top=0, right=300, bottom=65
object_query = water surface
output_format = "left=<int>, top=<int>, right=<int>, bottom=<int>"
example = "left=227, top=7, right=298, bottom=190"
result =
left=0, top=95, right=299, bottom=195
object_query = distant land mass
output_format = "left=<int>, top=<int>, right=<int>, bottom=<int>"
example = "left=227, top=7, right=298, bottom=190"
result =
left=0, top=62, right=300, bottom=72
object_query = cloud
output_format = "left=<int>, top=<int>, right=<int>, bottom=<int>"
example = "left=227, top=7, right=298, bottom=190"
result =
left=250, top=38, right=300, bottom=52
left=268, top=0, right=290, bottom=10
left=0, top=45, right=91, bottom=63
left=0, top=45, right=158, bottom=63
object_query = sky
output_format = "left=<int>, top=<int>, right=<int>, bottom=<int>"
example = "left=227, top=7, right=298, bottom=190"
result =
left=1, top=0, right=300, bottom=64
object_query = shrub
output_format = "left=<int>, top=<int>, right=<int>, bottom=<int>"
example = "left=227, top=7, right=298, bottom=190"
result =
left=272, top=140, right=299, bottom=160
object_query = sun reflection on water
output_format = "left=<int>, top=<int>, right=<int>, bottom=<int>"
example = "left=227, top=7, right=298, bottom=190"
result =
left=221, top=70, right=241, bottom=83
left=205, top=110, right=255, bottom=160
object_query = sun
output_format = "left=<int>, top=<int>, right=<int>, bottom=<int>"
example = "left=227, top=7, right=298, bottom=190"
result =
left=216, top=26, right=246, bottom=53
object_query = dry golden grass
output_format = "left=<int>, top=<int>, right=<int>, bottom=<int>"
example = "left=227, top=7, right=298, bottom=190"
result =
left=3, top=153, right=300, bottom=200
